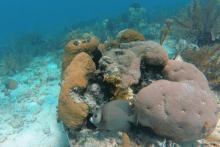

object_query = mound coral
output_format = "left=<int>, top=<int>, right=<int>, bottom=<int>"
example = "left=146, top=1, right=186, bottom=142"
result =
left=120, top=41, right=169, bottom=66
left=58, top=52, right=96, bottom=129
left=58, top=29, right=219, bottom=146
left=116, top=29, right=145, bottom=43
left=99, top=40, right=168, bottom=99
left=5, top=79, right=18, bottom=90
left=163, top=60, right=210, bottom=90
left=62, top=37, right=99, bottom=73
left=181, top=44, right=220, bottom=90
left=135, top=60, right=218, bottom=142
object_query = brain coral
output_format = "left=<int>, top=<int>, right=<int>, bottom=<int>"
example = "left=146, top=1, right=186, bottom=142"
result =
left=58, top=52, right=96, bottom=129
left=116, top=29, right=145, bottom=43
left=163, top=60, right=210, bottom=90
left=62, top=37, right=99, bottom=73
left=134, top=60, right=219, bottom=142
left=120, top=41, right=169, bottom=66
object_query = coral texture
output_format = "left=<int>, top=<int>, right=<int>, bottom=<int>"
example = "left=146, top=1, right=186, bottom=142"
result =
left=62, top=37, right=99, bottom=73
left=116, top=29, right=145, bottom=43
left=99, top=40, right=168, bottom=99
left=163, top=60, right=210, bottom=90
left=181, top=45, right=220, bottom=91
left=120, top=41, right=169, bottom=66
left=174, top=0, right=220, bottom=45
left=58, top=52, right=96, bottom=129
left=135, top=60, right=219, bottom=142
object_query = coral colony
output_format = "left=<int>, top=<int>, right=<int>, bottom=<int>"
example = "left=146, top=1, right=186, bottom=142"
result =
left=0, top=1, right=219, bottom=147
left=58, top=29, right=219, bottom=147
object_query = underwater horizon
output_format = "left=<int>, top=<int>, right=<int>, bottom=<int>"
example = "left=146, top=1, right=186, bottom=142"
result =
left=0, top=0, right=189, bottom=44
left=0, top=0, right=219, bottom=147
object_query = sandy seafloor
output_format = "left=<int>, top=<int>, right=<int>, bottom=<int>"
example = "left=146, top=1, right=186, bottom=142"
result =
left=0, top=53, right=69, bottom=147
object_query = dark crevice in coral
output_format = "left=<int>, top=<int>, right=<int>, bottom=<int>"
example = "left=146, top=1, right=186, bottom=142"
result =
left=86, top=113, right=97, bottom=130
left=91, top=49, right=102, bottom=68
left=88, top=72, right=114, bottom=104
left=132, top=60, right=164, bottom=94
left=197, top=32, right=215, bottom=47
left=128, top=124, right=166, bottom=145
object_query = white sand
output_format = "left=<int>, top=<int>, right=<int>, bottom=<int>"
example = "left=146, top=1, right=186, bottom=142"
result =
left=0, top=53, right=68, bottom=147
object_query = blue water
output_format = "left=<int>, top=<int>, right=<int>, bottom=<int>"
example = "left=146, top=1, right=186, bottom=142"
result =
left=0, top=0, right=189, bottom=44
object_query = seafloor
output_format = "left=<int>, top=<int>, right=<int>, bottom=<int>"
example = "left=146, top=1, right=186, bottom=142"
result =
left=0, top=53, right=69, bottom=146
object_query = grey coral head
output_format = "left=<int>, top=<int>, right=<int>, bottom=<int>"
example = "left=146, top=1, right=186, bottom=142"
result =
left=90, top=107, right=102, bottom=126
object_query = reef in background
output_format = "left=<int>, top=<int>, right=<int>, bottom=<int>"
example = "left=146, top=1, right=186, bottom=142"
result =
left=173, top=0, right=220, bottom=46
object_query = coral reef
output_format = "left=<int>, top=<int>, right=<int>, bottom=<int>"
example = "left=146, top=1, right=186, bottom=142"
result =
left=58, top=29, right=219, bottom=146
left=99, top=39, right=168, bottom=99
left=174, top=0, right=220, bottom=45
left=62, top=37, right=99, bottom=73
left=181, top=44, right=220, bottom=91
left=116, top=29, right=145, bottom=43
left=134, top=60, right=218, bottom=142
left=58, top=52, right=96, bottom=129
left=163, top=60, right=210, bottom=90
left=120, top=41, right=169, bottom=66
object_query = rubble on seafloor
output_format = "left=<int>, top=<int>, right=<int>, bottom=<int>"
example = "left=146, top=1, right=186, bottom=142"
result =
left=58, top=29, right=220, bottom=147
left=0, top=53, right=69, bottom=147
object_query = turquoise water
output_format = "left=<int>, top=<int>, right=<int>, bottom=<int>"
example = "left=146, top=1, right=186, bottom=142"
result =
left=0, top=0, right=219, bottom=147
left=0, top=0, right=189, bottom=44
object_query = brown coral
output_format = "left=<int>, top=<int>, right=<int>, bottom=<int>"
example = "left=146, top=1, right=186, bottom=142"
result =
left=62, top=37, right=99, bottom=73
left=58, top=52, right=96, bottom=129
left=116, top=29, right=145, bottom=43
left=122, top=133, right=131, bottom=147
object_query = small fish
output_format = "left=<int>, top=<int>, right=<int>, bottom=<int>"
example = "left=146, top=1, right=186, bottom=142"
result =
left=90, top=99, right=135, bottom=132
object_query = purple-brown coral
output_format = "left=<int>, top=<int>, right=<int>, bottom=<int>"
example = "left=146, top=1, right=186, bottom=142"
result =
left=135, top=79, right=218, bottom=142
left=99, top=40, right=168, bottom=89
left=134, top=60, right=219, bottom=142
